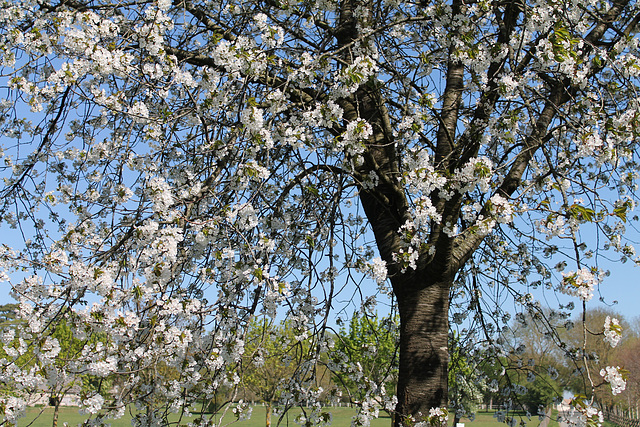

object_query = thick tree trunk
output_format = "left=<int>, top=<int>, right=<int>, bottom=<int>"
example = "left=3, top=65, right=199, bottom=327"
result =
left=394, top=274, right=450, bottom=427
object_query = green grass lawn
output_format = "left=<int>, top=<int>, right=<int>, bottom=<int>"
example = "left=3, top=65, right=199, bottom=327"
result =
left=18, top=406, right=560, bottom=427
left=452, top=410, right=559, bottom=427
left=20, top=405, right=389, bottom=427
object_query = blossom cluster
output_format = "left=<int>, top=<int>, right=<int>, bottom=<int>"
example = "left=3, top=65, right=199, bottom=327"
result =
left=564, top=399, right=603, bottom=427
left=253, top=13, right=285, bottom=48
left=600, top=366, right=627, bottom=395
left=427, top=407, right=449, bottom=427
left=603, top=316, right=622, bottom=348
left=355, top=257, right=388, bottom=285
left=560, top=268, right=599, bottom=302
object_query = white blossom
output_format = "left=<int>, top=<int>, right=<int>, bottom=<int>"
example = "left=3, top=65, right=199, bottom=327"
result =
left=560, top=268, right=598, bottom=302
left=455, top=157, right=493, bottom=194
left=600, top=366, right=627, bottom=395
left=489, top=194, right=514, bottom=223
left=0, top=396, right=26, bottom=425
left=88, top=356, right=118, bottom=377
left=157, top=0, right=172, bottom=11
left=128, top=101, right=150, bottom=123
left=428, top=407, right=449, bottom=426
left=370, top=257, right=388, bottom=284
left=80, top=394, right=105, bottom=415
left=603, top=316, right=622, bottom=348
left=147, top=177, right=174, bottom=213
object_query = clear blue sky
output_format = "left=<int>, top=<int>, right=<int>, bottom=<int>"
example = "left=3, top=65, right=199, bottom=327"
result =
left=593, top=259, right=640, bottom=323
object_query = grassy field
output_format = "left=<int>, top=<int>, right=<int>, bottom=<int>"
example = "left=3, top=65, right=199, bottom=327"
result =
left=466, top=410, right=560, bottom=427
left=17, top=406, right=565, bottom=427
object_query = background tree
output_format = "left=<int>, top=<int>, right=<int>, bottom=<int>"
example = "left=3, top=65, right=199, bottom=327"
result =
left=0, top=307, right=106, bottom=427
left=332, top=312, right=399, bottom=410
left=518, top=373, right=560, bottom=416
left=0, top=0, right=639, bottom=426
left=561, top=308, right=632, bottom=412
left=0, top=304, right=18, bottom=327
left=474, top=308, right=565, bottom=421
left=242, top=319, right=311, bottom=427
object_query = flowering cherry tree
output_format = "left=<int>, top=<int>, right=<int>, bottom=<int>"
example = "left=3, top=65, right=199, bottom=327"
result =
left=0, top=0, right=639, bottom=426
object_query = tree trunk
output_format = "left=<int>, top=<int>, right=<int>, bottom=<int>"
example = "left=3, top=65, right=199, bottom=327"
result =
left=393, top=274, right=450, bottom=427
left=336, top=0, right=455, bottom=422
left=52, top=399, right=60, bottom=427
left=266, top=401, right=272, bottom=427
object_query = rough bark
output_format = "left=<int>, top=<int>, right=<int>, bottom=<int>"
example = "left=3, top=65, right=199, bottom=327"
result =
left=394, top=274, right=451, bottom=427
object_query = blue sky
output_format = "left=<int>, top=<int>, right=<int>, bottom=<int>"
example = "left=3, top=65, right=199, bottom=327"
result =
left=592, top=259, right=640, bottom=323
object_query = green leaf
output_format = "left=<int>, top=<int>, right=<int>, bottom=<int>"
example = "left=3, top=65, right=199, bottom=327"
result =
left=305, top=184, right=319, bottom=196
left=566, top=204, right=595, bottom=222
left=613, top=200, right=632, bottom=222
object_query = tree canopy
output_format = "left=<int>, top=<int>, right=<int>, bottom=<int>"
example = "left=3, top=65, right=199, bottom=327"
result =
left=0, top=0, right=639, bottom=426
